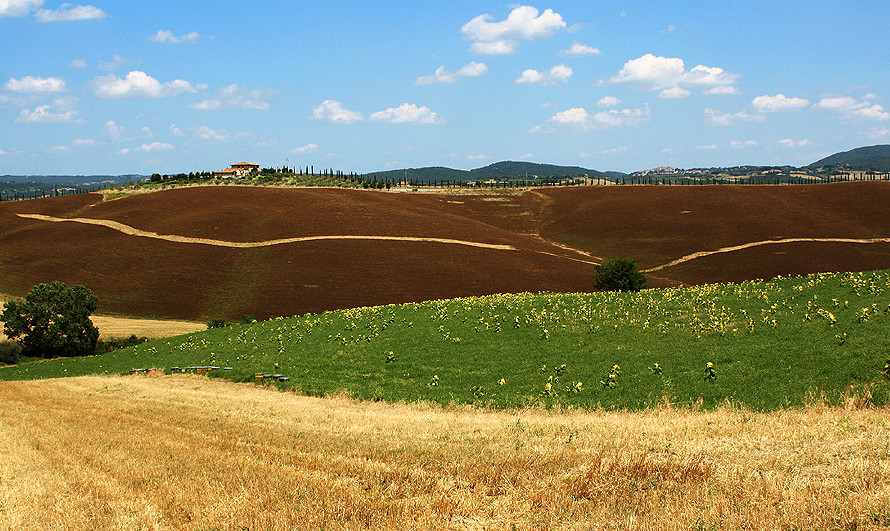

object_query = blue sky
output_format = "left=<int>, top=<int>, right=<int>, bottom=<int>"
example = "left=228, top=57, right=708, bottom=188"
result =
left=2, top=1, right=889, bottom=175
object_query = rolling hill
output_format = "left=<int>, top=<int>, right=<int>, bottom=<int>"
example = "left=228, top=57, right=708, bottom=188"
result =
left=808, top=144, right=890, bottom=172
left=364, top=161, right=624, bottom=183
left=3, top=181, right=890, bottom=321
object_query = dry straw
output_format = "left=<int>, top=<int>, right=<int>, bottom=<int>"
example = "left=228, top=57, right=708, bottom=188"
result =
left=1, top=375, right=889, bottom=530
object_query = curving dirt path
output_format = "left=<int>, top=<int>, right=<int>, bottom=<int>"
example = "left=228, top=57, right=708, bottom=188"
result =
left=643, top=236, right=890, bottom=273
left=16, top=213, right=518, bottom=251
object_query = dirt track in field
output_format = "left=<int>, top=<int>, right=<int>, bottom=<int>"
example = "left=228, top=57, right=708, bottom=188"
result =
left=644, top=235, right=890, bottom=272
left=16, top=213, right=519, bottom=251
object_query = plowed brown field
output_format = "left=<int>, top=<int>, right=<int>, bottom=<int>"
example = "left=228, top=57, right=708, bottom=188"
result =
left=2, top=182, right=889, bottom=320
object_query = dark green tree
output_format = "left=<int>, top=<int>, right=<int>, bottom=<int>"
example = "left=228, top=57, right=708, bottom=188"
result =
left=593, top=257, right=647, bottom=292
left=1, top=281, right=99, bottom=358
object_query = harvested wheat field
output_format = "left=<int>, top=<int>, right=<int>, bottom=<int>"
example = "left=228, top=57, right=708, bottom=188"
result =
left=1, top=375, right=889, bottom=530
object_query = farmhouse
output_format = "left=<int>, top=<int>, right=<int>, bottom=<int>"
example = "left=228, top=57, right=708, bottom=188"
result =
left=213, top=162, right=260, bottom=178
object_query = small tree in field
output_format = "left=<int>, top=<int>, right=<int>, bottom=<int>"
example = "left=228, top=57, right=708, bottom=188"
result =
left=593, top=257, right=647, bottom=292
left=1, top=281, right=99, bottom=359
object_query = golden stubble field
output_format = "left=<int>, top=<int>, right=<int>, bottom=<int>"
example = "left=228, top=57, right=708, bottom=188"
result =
left=1, top=375, right=889, bottom=530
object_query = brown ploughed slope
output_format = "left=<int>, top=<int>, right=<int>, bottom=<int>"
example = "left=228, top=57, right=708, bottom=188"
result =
left=0, top=187, right=604, bottom=320
left=2, top=182, right=889, bottom=320
left=532, top=181, right=890, bottom=284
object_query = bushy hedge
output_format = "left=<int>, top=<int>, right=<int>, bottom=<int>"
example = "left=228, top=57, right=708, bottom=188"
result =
left=0, top=340, right=22, bottom=365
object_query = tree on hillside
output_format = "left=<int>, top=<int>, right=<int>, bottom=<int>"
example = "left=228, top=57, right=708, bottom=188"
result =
left=593, top=258, right=647, bottom=292
left=1, top=281, right=99, bottom=359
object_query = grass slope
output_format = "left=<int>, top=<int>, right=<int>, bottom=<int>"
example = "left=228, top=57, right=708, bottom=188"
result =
left=4, top=270, right=890, bottom=411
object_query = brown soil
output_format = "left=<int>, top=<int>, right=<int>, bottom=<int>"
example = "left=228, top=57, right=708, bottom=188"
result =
left=2, top=182, right=888, bottom=320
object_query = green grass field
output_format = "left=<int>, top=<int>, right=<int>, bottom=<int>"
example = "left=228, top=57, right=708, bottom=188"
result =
left=3, top=270, right=890, bottom=410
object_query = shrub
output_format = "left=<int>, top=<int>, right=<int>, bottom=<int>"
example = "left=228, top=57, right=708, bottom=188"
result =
left=0, top=340, right=21, bottom=365
left=1, top=281, right=99, bottom=358
left=207, top=318, right=227, bottom=329
left=593, top=257, right=647, bottom=292
left=94, top=334, right=148, bottom=355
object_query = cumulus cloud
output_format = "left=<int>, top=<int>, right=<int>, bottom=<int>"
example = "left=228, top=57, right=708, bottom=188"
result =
left=705, top=85, right=740, bottom=95
left=98, top=54, right=131, bottom=70
left=596, top=96, right=621, bottom=107
left=750, top=94, right=810, bottom=112
left=289, top=143, right=318, bottom=154
left=658, top=86, right=690, bottom=99
left=149, top=30, right=200, bottom=44
left=105, top=120, right=125, bottom=141
left=515, top=64, right=572, bottom=85
left=35, top=3, right=107, bottom=22
left=462, top=5, right=566, bottom=55
left=69, top=58, right=87, bottom=68
left=814, top=94, right=889, bottom=121
left=704, top=108, right=766, bottom=126
left=4, top=76, right=65, bottom=93
left=311, top=99, right=363, bottom=124
left=729, top=140, right=758, bottom=148
left=369, top=103, right=442, bottom=124
left=0, top=0, right=42, bottom=17
left=134, top=142, right=172, bottom=152
left=94, top=71, right=204, bottom=99
left=778, top=138, right=811, bottom=147
left=609, top=53, right=738, bottom=95
left=530, top=105, right=650, bottom=132
left=191, top=84, right=272, bottom=110
left=15, top=98, right=78, bottom=123
left=190, top=125, right=229, bottom=140
left=696, top=144, right=718, bottom=150
left=169, top=124, right=184, bottom=137
left=560, top=42, right=600, bottom=56
left=416, top=62, right=488, bottom=85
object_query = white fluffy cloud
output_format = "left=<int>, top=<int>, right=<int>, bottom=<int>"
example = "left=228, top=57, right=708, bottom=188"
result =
left=4, top=76, right=65, bottom=93
left=190, top=125, right=229, bottom=140
left=416, top=62, right=488, bottom=85
left=105, top=120, right=125, bottom=141
left=0, top=0, right=42, bottom=17
left=596, top=96, right=621, bottom=107
left=370, top=103, right=442, bottom=124
left=35, top=4, right=107, bottom=21
left=778, top=138, right=811, bottom=148
left=191, top=84, right=272, bottom=111
left=531, top=105, right=650, bottom=132
left=69, top=58, right=87, bottom=68
left=462, top=5, right=566, bottom=55
left=704, top=108, right=766, bottom=126
left=560, top=42, right=600, bottom=56
left=15, top=98, right=78, bottom=123
left=150, top=30, right=200, bottom=44
left=729, top=140, right=758, bottom=148
left=289, top=143, right=318, bottom=154
left=814, top=95, right=889, bottom=121
left=658, top=86, right=690, bottom=99
left=98, top=54, right=131, bottom=70
left=311, top=99, right=364, bottom=124
left=515, top=64, right=572, bottom=85
left=750, top=94, right=810, bottom=112
left=94, top=71, right=204, bottom=99
left=609, top=53, right=738, bottom=94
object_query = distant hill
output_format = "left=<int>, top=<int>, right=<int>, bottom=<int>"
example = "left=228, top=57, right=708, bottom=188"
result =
left=808, top=145, right=890, bottom=172
left=364, top=161, right=624, bottom=183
